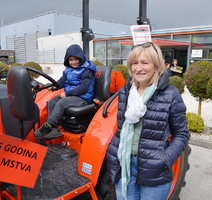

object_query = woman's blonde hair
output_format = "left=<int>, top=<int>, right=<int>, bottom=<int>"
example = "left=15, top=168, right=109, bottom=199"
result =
left=127, top=42, right=165, bottom=86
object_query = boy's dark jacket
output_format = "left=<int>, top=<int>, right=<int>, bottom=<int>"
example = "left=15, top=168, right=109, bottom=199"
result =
left=57, top=44, right=96, bottom=103
left=106, top=73, right=190, bottom=186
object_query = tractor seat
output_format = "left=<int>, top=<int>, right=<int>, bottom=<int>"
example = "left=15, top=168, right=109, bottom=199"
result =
left=6, top=65, right=40, bottom=139
left=61, top=65, right=111, bottom=133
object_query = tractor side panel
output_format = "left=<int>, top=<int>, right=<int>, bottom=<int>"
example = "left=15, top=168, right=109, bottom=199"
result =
left=0, top=105, right=5, bottom=134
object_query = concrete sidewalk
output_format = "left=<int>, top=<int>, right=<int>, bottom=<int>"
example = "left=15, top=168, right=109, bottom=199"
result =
left=181, top=87, right=212, bottom=149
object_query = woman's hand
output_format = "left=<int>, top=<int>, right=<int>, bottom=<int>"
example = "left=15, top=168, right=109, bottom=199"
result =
left=60, top=92, right=66, bottom=98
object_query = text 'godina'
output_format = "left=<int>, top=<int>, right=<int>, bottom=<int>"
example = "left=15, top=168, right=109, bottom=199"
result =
left=0, top=143, right=37, bottom=160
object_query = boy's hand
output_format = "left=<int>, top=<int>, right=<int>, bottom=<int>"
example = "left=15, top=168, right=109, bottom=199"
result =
left=47, top=86, right=53, bottom=91
left=48, top=86, right=58, bottom=91
left=60, top=92, right=66, bottom=98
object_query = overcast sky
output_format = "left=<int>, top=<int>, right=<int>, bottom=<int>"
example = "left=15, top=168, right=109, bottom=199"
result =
left=0, top=0, right=211, bottom=30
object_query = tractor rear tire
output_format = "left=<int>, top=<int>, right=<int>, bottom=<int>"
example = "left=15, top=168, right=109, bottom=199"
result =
left=168, top=144, right=191, bottom=200
left=95, top=158, right=116, bottom=200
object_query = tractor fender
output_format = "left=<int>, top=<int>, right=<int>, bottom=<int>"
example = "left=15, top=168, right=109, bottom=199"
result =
left=78, top=95, right=119, bottom=187
left=77, top=91, right=190, bottom=200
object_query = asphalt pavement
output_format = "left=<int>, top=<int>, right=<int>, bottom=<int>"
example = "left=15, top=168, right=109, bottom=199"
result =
left=179, top=144, right=212, bottom=200
left=179, top=87, right=212, bottom=199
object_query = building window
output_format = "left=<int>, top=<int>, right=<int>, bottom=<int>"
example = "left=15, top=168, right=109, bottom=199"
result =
left=192, top=33, right=212, bottom=44
left=120, top=44, right=132, bottom=66
left=107, top=40, right=120, bottom=67
left=174, top=33, right=212, bottom=45
left=162, top=50, right=174, bottom=64
left=94, top=40, right=133, bottom=67
left=93, top=41, right=106, bottom=65
left=209, top=50, right=212, bottom=59
left=152, top=36, right=171, bottom=40
left=173, top=35, right=191, bottom=42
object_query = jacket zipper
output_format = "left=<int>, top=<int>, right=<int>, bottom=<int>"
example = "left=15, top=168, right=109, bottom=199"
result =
left=135, top=88, right=157, bottom=184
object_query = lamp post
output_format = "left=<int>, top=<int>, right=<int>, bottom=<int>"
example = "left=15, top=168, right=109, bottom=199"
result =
left=81, top=0, right=94, bottom=59
left=137, top=0, right=151, bottom=30
left=0, top=18, right=5, bottom=26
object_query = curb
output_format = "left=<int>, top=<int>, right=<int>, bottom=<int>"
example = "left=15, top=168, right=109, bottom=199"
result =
left=189, top=136, right=212, bottom=150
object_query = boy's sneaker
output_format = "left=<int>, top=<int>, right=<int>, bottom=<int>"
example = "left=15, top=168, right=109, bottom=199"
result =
left=34, top=122, right=52, bottom=139
left=42, top=128, right=63, bottom=141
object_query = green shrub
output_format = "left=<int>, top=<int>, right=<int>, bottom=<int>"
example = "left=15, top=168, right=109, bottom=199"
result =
left=184, top=60, right=212, bottom=115
left=184, top=60, right=212, bottom=99
left=206, top=77, right=212, bottom=97
left=24, top=62, right=42, bottom=79
left=169, top=76, right=185, bottom=94
left=110, top=66, right=114, bottom=70
left=93, top=60, right=104, bottom=66
left=113, top=64, right=130, bottom=80
left=186, top=112, right=205, bottom=133
left=11, top=63, right=23, bottom=67
left=0, top=63, right=9, bottom=74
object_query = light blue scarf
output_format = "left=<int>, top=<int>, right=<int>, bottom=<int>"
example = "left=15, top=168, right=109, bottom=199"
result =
left=117, top=82, right=156, bottom=199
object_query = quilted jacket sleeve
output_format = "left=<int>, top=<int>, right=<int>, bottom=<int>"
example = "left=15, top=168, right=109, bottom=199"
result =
left=106, top=130, right=121, bottom=184
left=165, top=86, right=190, bottom=167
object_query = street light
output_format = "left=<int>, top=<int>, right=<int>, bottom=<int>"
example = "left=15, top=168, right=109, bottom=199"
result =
left=81, top=0, right=94, bottom=59
left=0, top=18, right=5, bottom=26
left=137, top=0, right=152, bottom=31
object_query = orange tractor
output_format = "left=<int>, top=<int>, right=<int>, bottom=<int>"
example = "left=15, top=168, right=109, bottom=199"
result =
left=0, top=64, right=190, bottom=200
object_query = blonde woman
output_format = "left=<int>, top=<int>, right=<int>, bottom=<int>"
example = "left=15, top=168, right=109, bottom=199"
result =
left=107, top=42, right=189, bottom=200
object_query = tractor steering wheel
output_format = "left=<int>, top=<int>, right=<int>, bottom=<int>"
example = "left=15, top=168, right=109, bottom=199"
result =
left=25, top=66, right=59, bottom=97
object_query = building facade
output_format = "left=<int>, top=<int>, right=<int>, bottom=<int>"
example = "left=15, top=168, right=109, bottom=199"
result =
left=1, top=11, right=212, bottom=71
left=0, top=11, right=131, bottom=64
left=93, top=25, right=212, bottom=71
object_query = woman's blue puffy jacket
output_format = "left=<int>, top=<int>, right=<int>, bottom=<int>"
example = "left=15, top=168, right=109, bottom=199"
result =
left=106, top=73, right=190, bottom=187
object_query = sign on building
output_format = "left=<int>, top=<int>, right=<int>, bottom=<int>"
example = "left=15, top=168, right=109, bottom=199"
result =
left=192, top=49, right=203, bottom=58
left=130, top=25, right=151, bottom=45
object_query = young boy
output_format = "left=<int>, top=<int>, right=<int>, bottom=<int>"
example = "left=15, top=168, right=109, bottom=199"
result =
left=34, top=44, right=96, bottom=140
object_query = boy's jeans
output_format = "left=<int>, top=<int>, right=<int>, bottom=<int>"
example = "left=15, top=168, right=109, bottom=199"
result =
left=115, top=155, right=172, bottom=200
left=47, top=95, right=88, bottom=126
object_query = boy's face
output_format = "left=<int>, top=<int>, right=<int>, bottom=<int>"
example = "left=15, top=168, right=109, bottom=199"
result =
left=68, top=56, right=80, bottom=68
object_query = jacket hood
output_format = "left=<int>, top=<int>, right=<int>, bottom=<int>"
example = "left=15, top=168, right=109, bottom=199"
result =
left=64, top=44, right=85, bottom=67
left=157, top=72, right=170, bottom=90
